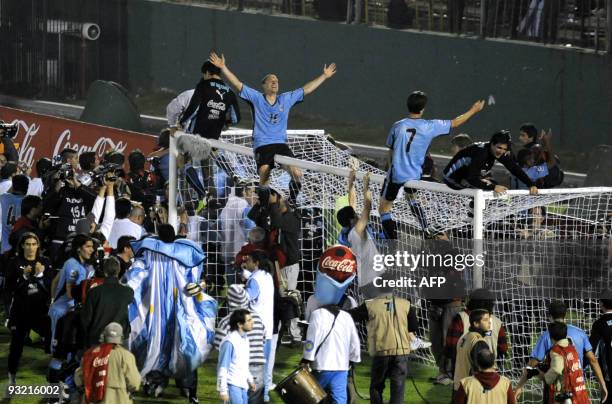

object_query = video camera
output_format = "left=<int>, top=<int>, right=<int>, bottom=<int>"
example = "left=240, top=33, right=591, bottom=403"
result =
left=78, top=161, right=120, bottom=187
left=0, top=120, right=18, bottom=139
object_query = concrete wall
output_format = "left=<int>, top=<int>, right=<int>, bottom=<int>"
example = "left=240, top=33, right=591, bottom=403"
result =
left=127, top=0, right=612, bottom=152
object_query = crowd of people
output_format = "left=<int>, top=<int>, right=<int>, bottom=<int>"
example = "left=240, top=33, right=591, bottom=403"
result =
left=0, top=50, right=608, bottom=404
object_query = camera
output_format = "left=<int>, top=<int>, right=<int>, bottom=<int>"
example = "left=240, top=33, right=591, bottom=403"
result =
left=56, top=163, right=75, bottom=181
left=525, top=362, right=550, bottom=379
left=78, top=162, right=120, bottom=187
left=555, top=392, right=573, bottom=403
left=0, top=121, right=18, bottom=139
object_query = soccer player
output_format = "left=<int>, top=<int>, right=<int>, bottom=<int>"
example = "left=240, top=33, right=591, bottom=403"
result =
left=208, top=51, right=337, bottom=202
left=443, top=130, right=538, bottom=195
left=379, top=91, right=485, bottom=239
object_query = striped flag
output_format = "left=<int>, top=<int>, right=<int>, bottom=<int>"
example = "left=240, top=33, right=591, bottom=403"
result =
left=125, top=238, right=218, bottom=379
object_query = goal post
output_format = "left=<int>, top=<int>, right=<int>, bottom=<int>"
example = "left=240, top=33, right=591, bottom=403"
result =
left=169, top=129, right=612, bottom=403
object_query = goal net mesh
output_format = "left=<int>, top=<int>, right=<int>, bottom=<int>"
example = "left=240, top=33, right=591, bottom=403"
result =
left=175, top=130, right=612, bottom=403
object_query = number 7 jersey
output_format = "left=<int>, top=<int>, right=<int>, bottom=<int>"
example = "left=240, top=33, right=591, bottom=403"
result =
left=385, top=118, right=451, bottom=184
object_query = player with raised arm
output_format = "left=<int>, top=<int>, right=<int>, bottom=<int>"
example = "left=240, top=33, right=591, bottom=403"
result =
left=209, top=51, right=336, bottom=203
left=379, top=91, right=485, bottom=239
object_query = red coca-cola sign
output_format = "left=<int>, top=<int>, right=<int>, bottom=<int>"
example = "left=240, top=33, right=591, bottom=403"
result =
left=0, top=106, right=157, bottom=171
left=319, top=245, right=357, bottom=282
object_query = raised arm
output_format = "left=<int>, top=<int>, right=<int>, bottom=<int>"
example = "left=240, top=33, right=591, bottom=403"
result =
left=347, top=168, right=357, bottom=208
left=302, top=63, right=337, bottom=96
left=354, top=173, right=371, bottom=239
left=451, top=100, right=485, bottom=128
left=209, top=52, right=243, bottom=92
left=539, top=129, right=557, bottom=168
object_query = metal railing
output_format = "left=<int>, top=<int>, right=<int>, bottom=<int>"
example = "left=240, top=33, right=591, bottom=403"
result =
left=168, top=0, right=610, bottom=53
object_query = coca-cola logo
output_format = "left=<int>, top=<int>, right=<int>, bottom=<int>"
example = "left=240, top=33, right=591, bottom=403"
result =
left=9, top=118, right=128, bottom=169
left=53, top=130, right=127, bottom=158
left=320, top=256, right=356, bottom=273
left=92, top=354, right=110, bottom=368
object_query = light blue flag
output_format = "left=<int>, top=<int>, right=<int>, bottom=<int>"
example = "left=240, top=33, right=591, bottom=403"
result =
left=125, top=237, right=218, bottom=379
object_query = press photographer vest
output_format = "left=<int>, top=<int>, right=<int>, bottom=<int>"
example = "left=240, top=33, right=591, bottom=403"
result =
left=460, top=374, right=511, bottom=404
left=454, top=331, right=486, bottom=390
left=459, top=311, right=502, bottom=358
left=365, top=296, right=411, bottom=357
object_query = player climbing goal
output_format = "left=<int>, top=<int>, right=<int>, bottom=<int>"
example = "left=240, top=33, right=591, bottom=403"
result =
left=172, top=129, right=612, bottom=403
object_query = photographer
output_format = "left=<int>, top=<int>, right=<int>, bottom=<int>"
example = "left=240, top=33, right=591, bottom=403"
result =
left=102, top=151, right=131, bottom=199
left=515, top=301, right=607, bottom=401
left=126, top=149, right=158, bottom=212
left=76, top=175, right=116, bottom=240
left=0, top=120, right=20, bottom=165
left=519, top=322, right=591, bottom=404
left=43, top=168, right=95, bottom=259
left=5, top=232, right=53, bottom=384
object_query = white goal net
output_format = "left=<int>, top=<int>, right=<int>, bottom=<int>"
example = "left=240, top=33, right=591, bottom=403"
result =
left=173, top=129, right=612, bottom=403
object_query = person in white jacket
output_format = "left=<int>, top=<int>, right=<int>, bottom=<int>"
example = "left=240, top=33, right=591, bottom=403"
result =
left=217, top=309, right=257, bottom=404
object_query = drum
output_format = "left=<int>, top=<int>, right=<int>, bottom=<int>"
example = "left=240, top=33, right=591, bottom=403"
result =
left=276, top=366, right=327, bottom=404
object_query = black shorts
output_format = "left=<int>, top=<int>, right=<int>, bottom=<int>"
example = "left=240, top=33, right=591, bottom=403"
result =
left=254, top=143, right=295, bottom=170
left=380, top=174, right=417, bottom=201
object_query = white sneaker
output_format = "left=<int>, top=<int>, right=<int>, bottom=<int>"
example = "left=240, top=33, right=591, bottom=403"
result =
left=433, top=373, right=453, bottom=386
left=410, top=337, right=432, bottom=351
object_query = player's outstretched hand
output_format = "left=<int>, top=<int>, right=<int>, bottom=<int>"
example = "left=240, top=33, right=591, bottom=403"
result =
left=209, top=52, right=226, bottom=69
left=348, top=168, right=356, bottom=184
left=471, top=100, right=485, bottom=112
left=529, top=186, right=538, bottom=195
left=539, top=128, right=552, bottom=145
left=493, top=185, right=507, bottom=196
left=323, top=63, right=337, bottom=78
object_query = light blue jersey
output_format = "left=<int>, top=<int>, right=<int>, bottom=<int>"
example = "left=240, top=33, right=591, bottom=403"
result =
left=385, top=118, right=451, bottom=183
left=239, top=84, right=304, bottom=149
left=0, top=193, right=24, bottom=253
left=530, top=324, right=592, bottom=364
left=512, top=163, right=548, bottom=189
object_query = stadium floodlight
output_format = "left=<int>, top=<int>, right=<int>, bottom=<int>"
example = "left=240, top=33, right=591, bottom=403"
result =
left=45, top=20, right=101, bottom=40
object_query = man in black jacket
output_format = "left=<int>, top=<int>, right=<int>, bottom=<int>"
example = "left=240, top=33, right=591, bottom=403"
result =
left=80, top=257, right=134, bottom=348
left=443, top=130, right=538, bottom=196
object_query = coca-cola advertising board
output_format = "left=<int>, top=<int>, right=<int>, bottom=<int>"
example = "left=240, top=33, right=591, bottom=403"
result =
left=0, top=106, right=157, bottom=170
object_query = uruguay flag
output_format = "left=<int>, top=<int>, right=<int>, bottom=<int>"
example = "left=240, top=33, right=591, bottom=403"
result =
left=125, top=237, right=218, bottom=379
